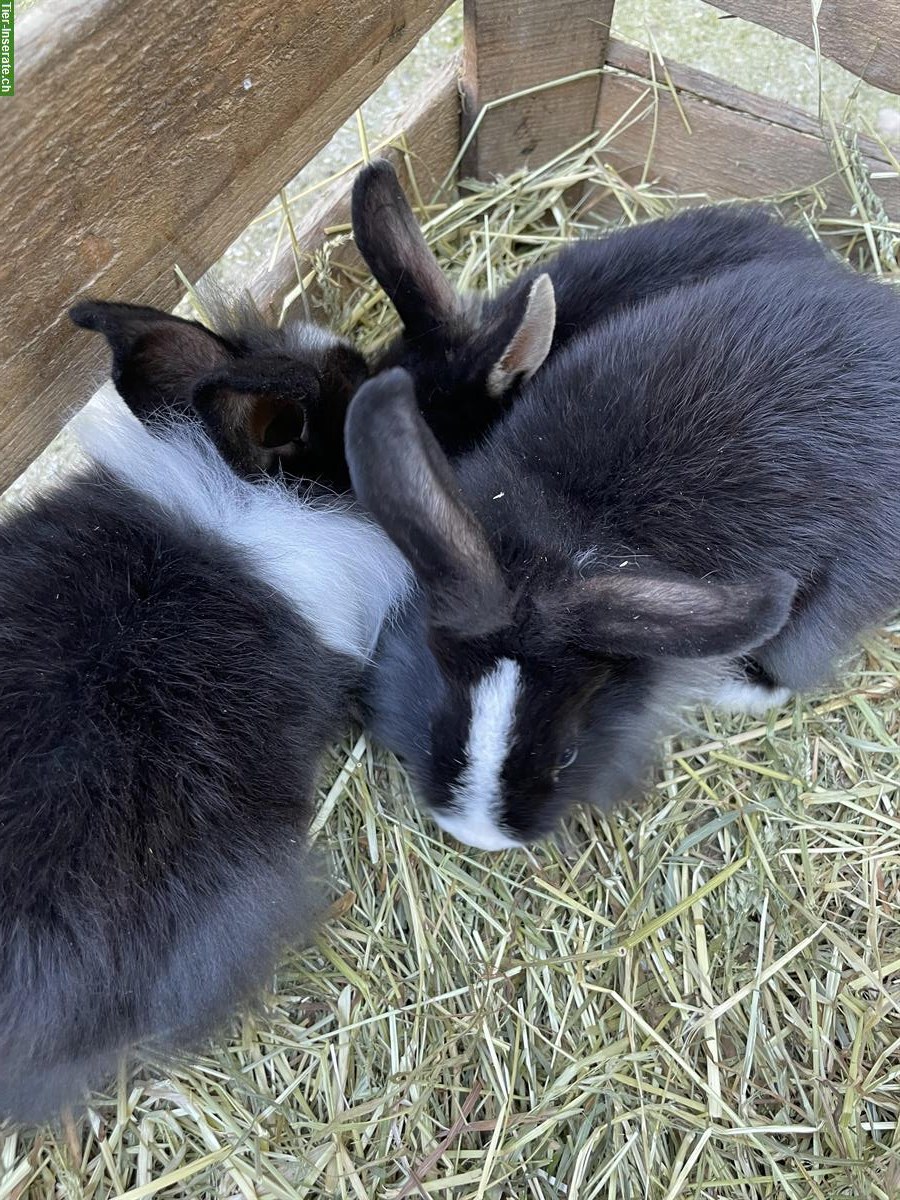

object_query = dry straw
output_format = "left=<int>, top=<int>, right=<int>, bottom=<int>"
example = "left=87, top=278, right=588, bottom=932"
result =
left=3, top=75, right=900, bottom=1200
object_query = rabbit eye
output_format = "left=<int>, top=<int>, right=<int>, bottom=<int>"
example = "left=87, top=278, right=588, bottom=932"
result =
left=557, top=746, right=578, bottom=770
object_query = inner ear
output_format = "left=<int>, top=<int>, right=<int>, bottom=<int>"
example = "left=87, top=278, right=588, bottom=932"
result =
left=541, top=569, right=797, bottom=660
left=251, top=397, right=308, bottom=448
left=191, top=381, right=308, bottom=463
left=485, top=274, right=556, bottom=399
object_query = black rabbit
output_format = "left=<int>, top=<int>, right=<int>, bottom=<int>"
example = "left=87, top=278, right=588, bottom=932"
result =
left=346, top=254, right=900, bottom=850
left=351, top=159, right=828, bottom=455
left=0, top=309, right=413, bottom=1124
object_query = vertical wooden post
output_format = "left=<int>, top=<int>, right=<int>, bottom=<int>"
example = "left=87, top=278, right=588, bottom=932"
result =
left=461, top=0, right=616, bottom=180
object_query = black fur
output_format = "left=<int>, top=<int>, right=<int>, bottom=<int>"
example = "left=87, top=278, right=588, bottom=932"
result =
left=348, top=254, right=900, bottom=846
left=0, top=471, right=358, bottom=1122
left=71, top=298, right=368, bottom=488
left=352, top=159, right=827, bottom=455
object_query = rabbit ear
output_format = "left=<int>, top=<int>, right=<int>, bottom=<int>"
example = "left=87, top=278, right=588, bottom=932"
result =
left=540, top=570, right=796, bottom=660
left=70, top=300, right=234, bottom=422
left=351, top=160, right=464, bottom=339
left=71, top=300, right=347, bottom=478
left=189, top=377, right=310, bottom=475
left=345, top=368, right=511, bottom=636
left=485, top=274, right=556, bottom=398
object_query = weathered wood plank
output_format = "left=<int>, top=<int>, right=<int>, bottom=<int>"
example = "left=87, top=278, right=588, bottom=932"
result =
left=0, top=0, right=453, bottom=489
left=460, top=0, right=615, bottom=179
left=708, top=1, right=900, bottom=96
left=598, top=40, right=900, bottom=217
left=248, top=55, right=463, bottom=324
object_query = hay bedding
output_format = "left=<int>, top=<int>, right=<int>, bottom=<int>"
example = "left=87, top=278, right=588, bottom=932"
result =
left=3, top=128, right=900, bottom=1200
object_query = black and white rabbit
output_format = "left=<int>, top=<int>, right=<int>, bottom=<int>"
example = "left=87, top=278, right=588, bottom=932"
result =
left=0, top=306, right=412, bottom=1124
left=345, top=254, right=900, bottom=851
left=351, top=159, right=828, bottom=454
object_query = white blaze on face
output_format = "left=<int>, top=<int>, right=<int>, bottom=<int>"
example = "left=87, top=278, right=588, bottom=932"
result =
left=434, top=658, right=523, bottom=851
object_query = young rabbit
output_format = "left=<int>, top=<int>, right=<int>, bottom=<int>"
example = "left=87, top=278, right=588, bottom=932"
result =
left=0, top=309, right=412, bottom=1124
left=70, top=293, right=368, bottom=487
left=345, top=255, right=900, bottom=851
left=351, top=159, right=828, bottom=454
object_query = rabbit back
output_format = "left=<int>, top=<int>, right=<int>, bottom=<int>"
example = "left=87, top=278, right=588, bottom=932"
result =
left=0, top=393, right=413, bottom=1122
left=469, top=257, right=900, bottom=685
left=502, top=203, right=828, bottom=356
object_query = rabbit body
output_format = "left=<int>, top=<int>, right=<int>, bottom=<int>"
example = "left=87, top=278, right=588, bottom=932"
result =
left=459, top=258, right=900, bottom=689
left=351, top=159, right=828, bottom=455
left=349, top=255, right=900, bottom=849
left=0, top=390, right=411, bottom=1123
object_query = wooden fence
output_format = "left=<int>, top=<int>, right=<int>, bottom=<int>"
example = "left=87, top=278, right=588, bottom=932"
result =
left=2, top=0, right=898, bottom=490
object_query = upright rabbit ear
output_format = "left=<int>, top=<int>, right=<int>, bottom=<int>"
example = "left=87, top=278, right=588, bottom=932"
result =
left=351, top=160, right=464, bottom=339
left=484, top=274, right=556, bottom=398
left=70, top=300, right=233, bottom=422
left=345, top=368, right=511, bottom=635
left=540, top=570, right=797, bottom=660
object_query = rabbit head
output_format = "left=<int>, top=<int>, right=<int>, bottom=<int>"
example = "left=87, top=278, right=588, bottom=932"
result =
left=71, top=295, right=367, bottom=487
left=345, top=369, right=795, bottom=848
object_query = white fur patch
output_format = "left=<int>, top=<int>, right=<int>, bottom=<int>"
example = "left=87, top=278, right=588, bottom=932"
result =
left=710, top=677, right=792, bottom=715
left=439, top=658, right=522, bottom=851
left=71, top=386, right=413, bottom=661
left=282, top=321, right=342, bottom=356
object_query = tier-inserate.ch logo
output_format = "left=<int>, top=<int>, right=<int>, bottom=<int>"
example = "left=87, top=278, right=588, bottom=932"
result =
left=0, top=1, right=13, bottom=98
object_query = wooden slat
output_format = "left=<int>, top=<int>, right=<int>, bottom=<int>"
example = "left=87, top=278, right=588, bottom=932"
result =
left=248, top=55, right=463, bottom=323
left=598, top=40, right=900, bottom=217
left=460, top=0, right=615, bottom=179
left=708, top=1, right=900, bottom=96
left=0, top=0, right=453, bottom=490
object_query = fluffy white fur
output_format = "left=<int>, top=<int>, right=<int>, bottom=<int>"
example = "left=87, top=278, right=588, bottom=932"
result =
left=282, top=320, right=343, bottom=355
left=709, top=676, right=792, bottom=714
left=666, top=658, right=792, bottom=717
left=71, top=386, right=413, bottom=662
left=441, top=658, right=522, bottom=851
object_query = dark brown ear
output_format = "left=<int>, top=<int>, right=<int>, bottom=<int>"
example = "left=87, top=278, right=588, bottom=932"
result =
left=345, top=368, right=511, bottom=635
left=187, top=379, right=305, bottom=475
left=540, top=570, right=797, bottom=659
left=191, top=350, right=330, bottom=471
left=70, top=300, right=233, bottom=422
left=351, top=160, right=464, bottom=339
